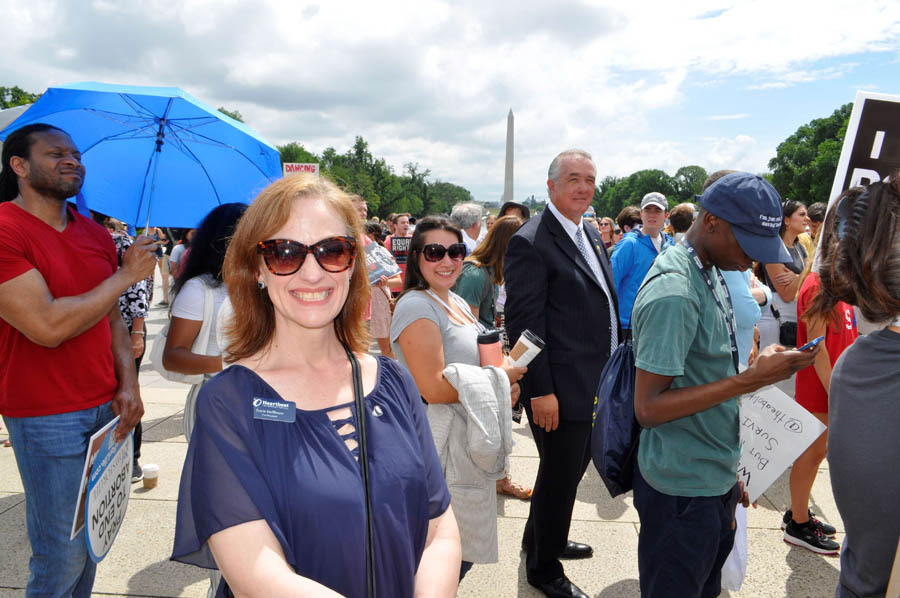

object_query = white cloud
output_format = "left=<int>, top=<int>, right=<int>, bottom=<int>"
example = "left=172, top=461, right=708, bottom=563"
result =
left=707, top=114, right=750, bottom=121
left=2, top=0, right=899, bottom=205
left=747, top=64, right=858, bottom=90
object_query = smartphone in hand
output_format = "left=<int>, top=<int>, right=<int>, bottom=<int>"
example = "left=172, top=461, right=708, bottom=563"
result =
left=797, top=335, right=825, bottom=351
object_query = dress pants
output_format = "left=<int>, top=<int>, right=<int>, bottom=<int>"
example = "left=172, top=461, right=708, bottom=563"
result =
left=521, top=400, right=592, bottom=585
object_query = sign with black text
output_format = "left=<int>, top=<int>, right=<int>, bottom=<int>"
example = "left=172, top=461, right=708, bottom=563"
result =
left=829, top=91, right=900, bottom=204
left=83, top=419, right=133, bottom=562
left=389, top=236, right=411, bottom=265
left=737, top=385, right=826, bottom=504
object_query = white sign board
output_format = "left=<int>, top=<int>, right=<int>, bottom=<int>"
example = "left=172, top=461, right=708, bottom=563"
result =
left=737, top=385, right=826, bottom=504
left=83, top=418, right=133, bottom=562
left=829, top=91, right=900, bottom=206
left=282, top=162, right=319, bottom=177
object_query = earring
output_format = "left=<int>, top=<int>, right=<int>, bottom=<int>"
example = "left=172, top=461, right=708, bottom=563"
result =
left=257, top=280, right=266, bottom=289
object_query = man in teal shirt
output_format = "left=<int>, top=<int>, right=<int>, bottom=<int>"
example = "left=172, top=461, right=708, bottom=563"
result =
left=631, top=172, right=818, bottom=598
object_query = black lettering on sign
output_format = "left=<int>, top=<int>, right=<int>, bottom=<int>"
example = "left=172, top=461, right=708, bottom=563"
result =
left=842, top=99, right=900, bottom=190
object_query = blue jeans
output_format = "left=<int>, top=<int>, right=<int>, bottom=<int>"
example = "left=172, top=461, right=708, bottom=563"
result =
left=4, top=403, right=115, bottom=598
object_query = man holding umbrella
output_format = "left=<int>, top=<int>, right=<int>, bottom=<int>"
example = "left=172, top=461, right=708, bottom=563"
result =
left=0, top=124, right=158, bottom=596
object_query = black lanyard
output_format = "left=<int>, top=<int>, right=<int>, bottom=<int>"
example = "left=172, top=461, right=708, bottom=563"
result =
left=680, top=239, right=740, bottom=374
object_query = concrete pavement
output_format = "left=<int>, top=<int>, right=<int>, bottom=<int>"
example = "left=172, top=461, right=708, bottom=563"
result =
left=0, top=283, right=844, bottom=597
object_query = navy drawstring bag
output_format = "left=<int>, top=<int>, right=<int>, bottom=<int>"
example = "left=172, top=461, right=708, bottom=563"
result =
left=591, top=335, right=640, bottom=497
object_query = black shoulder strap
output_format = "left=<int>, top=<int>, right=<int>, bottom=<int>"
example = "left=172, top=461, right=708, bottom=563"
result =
left=345, top=346, right=376, bottom=598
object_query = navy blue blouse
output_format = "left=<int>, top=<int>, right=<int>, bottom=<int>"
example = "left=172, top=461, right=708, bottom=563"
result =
left=171, top=356, right=451, bottom=597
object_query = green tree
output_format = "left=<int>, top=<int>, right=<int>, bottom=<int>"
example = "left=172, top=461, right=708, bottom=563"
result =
left=217, top=106, right=244, bottom=122
left=672, top=165, right=708, bottom=202
left=277, top=142, right=318, bottom=165
left=595, top=169, right=677, bottom=218
left=0, top=85, right=41, bottom=109
left=275, top=135, right=474, bottom=219
left=427, top=181, right=473, bottom=215
left=768, top=103, right=852, bottom=204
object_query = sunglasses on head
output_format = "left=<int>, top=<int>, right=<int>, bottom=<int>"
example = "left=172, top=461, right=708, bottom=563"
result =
left=257, top=236, right=356, bottom=275
left=419, top=243, right=467, bottom=262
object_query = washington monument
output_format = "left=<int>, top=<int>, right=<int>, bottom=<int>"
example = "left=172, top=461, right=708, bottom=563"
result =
left=503, top=109, right=514, bottom=203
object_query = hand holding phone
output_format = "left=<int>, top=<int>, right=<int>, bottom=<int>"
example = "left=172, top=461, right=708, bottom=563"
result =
left=797, top=335, right=825, bottom=351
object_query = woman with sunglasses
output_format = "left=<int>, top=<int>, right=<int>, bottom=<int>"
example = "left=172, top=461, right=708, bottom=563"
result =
left=172, top=176, right=461, bottom=597
left=598, top=216, right=616, bottom=248
left=451, top=215, right=531, bottom=501
left=391, top=216, right=526, bottom=581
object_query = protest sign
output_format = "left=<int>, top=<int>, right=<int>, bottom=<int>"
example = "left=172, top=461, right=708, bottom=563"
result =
left=389, top=236, right=411, bottom=265
left=365, top=242, right=401, bottom=284
left=829, top=91, right=900, bottom=205
left=283, top=162, right=319, bottom=176
left=71, top=416, right=121, bottom=540
left=737, top=385, right=826, bottom=504
left=82, top=418, right=133, bottom=562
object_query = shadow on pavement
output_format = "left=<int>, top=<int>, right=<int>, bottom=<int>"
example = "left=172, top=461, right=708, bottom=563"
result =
left=127, top=558, right=207, bottom=598
left=594, top=578, right=640, bottom=597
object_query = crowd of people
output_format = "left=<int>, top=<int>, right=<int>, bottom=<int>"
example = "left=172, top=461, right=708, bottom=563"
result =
left=0, top=123, right=898, bottom=598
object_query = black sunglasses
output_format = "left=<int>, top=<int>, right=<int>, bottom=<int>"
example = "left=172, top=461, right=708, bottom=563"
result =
left=257, top=236, right=357, bottom=275
left=419, top=243, right=467, bottom=262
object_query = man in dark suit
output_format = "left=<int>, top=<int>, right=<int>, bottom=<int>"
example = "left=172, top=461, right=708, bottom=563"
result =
left=504, top=149, right=620, bottom=598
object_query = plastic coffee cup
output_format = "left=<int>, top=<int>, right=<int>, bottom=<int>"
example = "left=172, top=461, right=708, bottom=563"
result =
left=142, top=464, right=159, bottom=489
left=477, top=329, right=504, bottom=367
left=509, top=329, right=545, bottom=367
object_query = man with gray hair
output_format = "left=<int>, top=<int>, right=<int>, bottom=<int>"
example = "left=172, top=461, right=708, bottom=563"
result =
left=505, top=148, right=620, bottom=598
left=451, top=202, right=484, bottom=253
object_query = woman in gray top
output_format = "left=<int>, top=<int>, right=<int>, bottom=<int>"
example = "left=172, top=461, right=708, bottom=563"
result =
left=391, top=216, right=525, bottom=582
left=820, top=180, right=900, bottom=597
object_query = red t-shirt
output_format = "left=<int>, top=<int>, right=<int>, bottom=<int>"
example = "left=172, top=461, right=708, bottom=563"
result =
left=0, top=203, right=119, bottom=417
left=795, top=272, right=858, bottom=413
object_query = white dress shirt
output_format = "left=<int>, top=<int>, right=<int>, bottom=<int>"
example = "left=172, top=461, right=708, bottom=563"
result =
left=547, top=201, right=618, bottom=343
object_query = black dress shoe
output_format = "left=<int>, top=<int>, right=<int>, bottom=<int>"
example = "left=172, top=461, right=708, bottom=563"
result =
left=533, top=575, right=589, bottom=598
left=560, top=540, right=593, bottom=559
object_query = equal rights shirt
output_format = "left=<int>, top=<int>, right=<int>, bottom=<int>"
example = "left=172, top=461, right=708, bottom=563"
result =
left=0, top=203, right=118, bottom=417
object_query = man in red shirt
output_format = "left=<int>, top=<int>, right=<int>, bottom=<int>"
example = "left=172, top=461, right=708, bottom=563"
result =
left=0, top=124, right=158, bottom=597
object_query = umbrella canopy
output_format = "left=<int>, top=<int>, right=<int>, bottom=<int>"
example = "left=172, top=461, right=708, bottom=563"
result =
left=0, top=82, right=282, bottom=227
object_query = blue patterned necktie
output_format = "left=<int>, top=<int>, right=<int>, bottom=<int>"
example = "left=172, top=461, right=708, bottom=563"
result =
left=576, top=227, right=619, bottom=354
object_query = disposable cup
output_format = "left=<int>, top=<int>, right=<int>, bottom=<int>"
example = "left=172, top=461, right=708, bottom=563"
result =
left=142, top=463, right=159, bottom=490
left=509, top=329, right=545, bottom=367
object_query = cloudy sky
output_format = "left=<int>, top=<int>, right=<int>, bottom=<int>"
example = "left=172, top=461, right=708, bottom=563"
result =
left=4, top=0, right=900, bottom=204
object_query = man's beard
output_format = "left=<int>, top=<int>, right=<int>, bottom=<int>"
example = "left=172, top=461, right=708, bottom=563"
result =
left=29, top=166, right=83, bottom=201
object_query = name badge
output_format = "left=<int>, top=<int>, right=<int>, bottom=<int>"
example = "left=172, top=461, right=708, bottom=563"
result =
left=252, top=397, right=296, bottom=423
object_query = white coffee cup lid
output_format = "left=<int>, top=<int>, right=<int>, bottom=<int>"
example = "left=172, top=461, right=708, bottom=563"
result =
left=142, top=463, right=160, bottom=474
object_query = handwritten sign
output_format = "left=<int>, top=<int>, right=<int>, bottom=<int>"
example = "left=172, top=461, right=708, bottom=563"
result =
left=282, top=162, right=319, bottom=176
left=737, top=385, right=826, bottom=504
left=84, top=418, right=133, bottom=562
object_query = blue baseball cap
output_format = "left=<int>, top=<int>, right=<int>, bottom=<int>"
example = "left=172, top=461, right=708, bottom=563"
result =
left=698, top=172, right=792, bottom=264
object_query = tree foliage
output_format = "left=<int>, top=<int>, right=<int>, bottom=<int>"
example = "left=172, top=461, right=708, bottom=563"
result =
left=0, top=86, right=41, bottom=109
left=277, top=135, right=474, bottom=219
left=673, top=165, right=708, bottom=200
left=768, top=103, right=852, bottom=205
left=217, top=106, right=244, bottom=122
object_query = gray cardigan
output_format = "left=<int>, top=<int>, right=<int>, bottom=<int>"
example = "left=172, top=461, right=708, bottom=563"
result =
left=430, top=363, right=512, bottom=563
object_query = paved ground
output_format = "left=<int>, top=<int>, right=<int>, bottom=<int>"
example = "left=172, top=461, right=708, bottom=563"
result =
left=0, top=280, right=845, bottom=597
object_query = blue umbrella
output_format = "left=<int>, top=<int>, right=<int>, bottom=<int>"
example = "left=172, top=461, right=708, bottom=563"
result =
left=0, top=82, right=282, bottom=227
